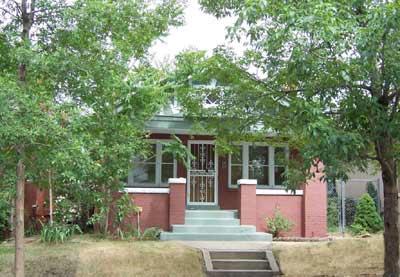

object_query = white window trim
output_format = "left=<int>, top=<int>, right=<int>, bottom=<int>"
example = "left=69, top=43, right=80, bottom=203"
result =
left=256, top=189, right=303, bottom=196
left=228, top=143, right=289, bottom=189
left=129, top=140, right=177, bottom=187
left=124, top=187, right=170, bottom=194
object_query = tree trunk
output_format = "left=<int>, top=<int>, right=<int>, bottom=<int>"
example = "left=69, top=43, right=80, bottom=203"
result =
left=15, top=2, right=35, bottom=277
left=48, top=171, right=53, bottom=225
left=376, top=138, right=400, bottom=276
left=382, top=164, right=399, bottom=276
left=15, top=158, right=25, bottom=277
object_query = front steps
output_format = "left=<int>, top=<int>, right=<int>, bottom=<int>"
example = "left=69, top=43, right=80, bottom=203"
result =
left=160, top=210, right=272, bottom=241
left=203, top=250, right=280, bottom=276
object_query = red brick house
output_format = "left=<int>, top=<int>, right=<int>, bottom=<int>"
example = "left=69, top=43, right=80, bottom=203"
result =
left=23, top=95, right=327, bottom=241
left=124, top=98, right=327, bottom=241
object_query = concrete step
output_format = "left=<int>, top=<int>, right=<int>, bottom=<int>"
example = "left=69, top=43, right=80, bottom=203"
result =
left=210, top=251, right=266, bottom=260
left=212, top=259, right=269, bottom=270
left=185, top=210, right=238, bottom=219
left=185, top=218, right=240, bottom=226
left=206, top=269, right=279, bottom=277
left=160, top=232, right=272, bottom=241
left=204, top=250, right=280, bottom=277
left=172, top=225, right=256, bottom=234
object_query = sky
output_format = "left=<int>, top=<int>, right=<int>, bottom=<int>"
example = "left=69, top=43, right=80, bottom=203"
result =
left=150, top=0, right=242, bottom=65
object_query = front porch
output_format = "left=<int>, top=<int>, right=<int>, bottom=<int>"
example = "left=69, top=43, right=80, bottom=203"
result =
left=124, top=135, right=327, bottom=239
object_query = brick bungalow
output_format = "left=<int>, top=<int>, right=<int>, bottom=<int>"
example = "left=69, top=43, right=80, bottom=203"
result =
left=23, top=95, right=327, bottom=240
left=124, top=98, right=327, bottom=240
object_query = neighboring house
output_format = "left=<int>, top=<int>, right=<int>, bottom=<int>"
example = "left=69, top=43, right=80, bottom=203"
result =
left=122, top=96, right=327, bottom=240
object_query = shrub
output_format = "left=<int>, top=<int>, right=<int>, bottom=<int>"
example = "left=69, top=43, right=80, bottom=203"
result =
left=54, top=195, right=80, bottom=224
left=0, top=197, right=10, bottom=241
left=140, top=227, right=162, bottom=240
left=130, top=227, right=162, bottom=241
left=113, top=193, right=141, bottom=240
left=40, top=222, right=82, bottom=243
left=265, top=208, right=294, bottom=237
left=351, top=193, right=383, bottom=235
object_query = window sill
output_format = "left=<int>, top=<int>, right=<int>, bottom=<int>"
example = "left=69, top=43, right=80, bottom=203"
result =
left=256, top=189, right=303, bottom=195
left=123, top=187, right=170, bottom=194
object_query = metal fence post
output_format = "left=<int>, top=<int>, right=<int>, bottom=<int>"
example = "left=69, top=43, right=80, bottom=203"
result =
left=341, top=180, right=346, bottom=235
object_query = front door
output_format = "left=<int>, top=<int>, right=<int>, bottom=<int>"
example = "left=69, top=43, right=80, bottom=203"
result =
left=187, top=141, right=218, bottom=205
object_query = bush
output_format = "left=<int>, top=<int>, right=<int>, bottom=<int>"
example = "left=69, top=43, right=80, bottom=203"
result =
left=351, top=193, right=383, bottom=235
left=54, top=196, right=80, bottom=224
left=40, top=222, right=82, bottom=243
left=0, top=197, right=10, bottom=241
left=265, top=208, right=294, bottom=237
left=113, top=193, right=141, bottom=240
left=140, top=227, right=161, bottom=240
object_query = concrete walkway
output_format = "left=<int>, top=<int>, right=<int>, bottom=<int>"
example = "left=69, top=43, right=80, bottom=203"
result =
left=177, top=241, right=273, bottom=251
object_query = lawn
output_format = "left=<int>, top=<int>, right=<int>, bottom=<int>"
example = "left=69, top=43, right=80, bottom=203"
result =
left=0, top=235, right=204, bottom=277
left=273, top=235, right=384, bottom=276
left=0, top=235, right=384, bottom=276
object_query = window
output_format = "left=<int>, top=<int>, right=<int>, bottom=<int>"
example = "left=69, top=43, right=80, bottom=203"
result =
left=249, top=145, right=269, bottom=186
left=228, top=144, right=288, bottom=188
left=228, top=146, right=243, bottom=187
left=128, top=141, right=177, bottom=187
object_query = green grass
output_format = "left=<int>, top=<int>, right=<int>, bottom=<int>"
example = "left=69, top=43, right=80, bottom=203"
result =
left=0, top=235, right=204, bottom=277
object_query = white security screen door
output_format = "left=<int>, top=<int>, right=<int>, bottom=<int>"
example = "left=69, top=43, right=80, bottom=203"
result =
left=187, top=141, right=218, bottom=205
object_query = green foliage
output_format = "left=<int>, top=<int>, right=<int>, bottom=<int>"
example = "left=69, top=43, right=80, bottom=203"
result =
left=327, top=197, right=339, bottom=232
left=140, top=227, right=162, bottom=241
left=265, top=208, right=294, bottom=237
left=351, top=194, right=383, bottom=235
left=40, top=223, right=82, bottom=244
left=54, top=196, right=80, bottom=225
left=0, top=188, right=12, bottom=241
left=0, top=0, right=184, bottom=239
left=114, top=193, right=141, bottom=240
left=163, top=135, right=195, bottom=168
left=367, top=182, right=379, bottom=212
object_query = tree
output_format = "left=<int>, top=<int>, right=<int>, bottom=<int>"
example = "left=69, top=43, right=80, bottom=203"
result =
left=179, top=1, right=399, bottom=274
left=351, top=193, right=383, bottom=234
left=0, top=1, right=183, bottom=276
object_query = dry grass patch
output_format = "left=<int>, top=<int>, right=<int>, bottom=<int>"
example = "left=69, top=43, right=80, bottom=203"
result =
left=273, top=235, right=384, bottom=276
left=0, top=235, right=204, bottom=277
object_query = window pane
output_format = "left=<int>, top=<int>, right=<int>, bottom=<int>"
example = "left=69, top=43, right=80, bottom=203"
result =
left=132, top=163, right=156, bottom=185
left=249, top=166, right=269, bottom=185
left=231, top=146, right=242, bottom=164
left=161, top=164, right=174, bottom=184
left=275, top=147, right=286, bottom=166
left=231, top=165, right=242, bottom=185
left=275, top=166, right=286, bottom=186
left=249, top=146, right=268, bottom=166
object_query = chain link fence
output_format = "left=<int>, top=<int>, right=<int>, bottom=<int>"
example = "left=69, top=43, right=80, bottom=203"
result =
left=327, top=178, right=383, bottom=234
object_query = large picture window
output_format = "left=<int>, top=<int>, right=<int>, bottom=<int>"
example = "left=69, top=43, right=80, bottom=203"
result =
left=228, top=144, right=288, bottom=188
left=128, top=141, right=177, bottom=187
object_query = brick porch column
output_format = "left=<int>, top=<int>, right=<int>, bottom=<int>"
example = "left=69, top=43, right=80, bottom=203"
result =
left=238, top=179, right=257, bottom=226
left=169, top=178, right=186, bottom=229
left=303, top=164, right=327, bottom=237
